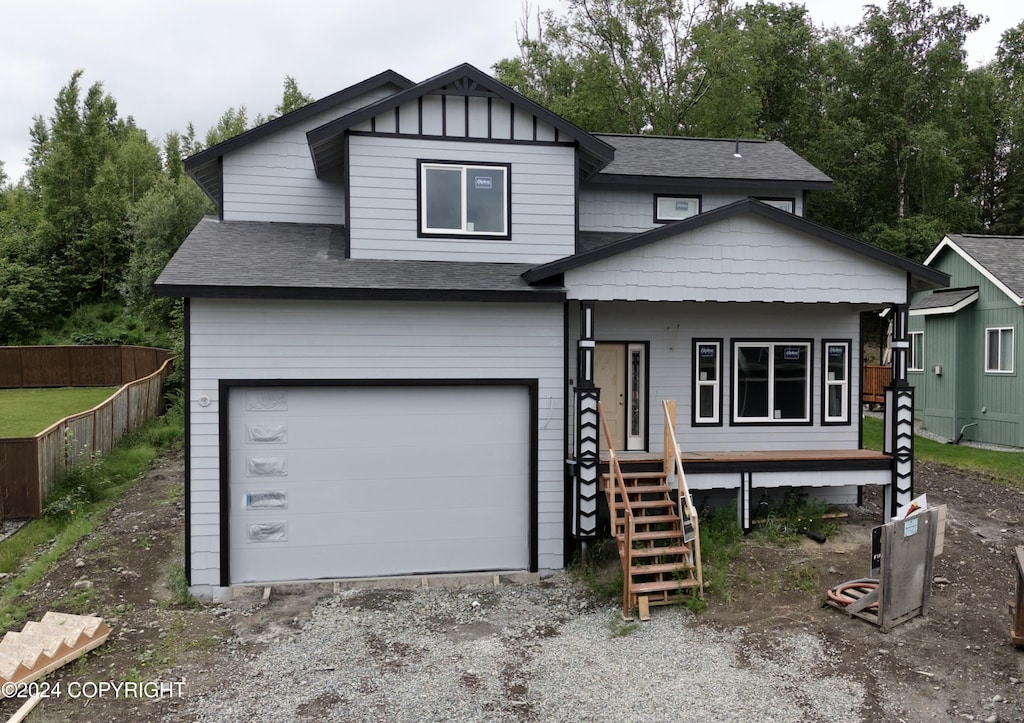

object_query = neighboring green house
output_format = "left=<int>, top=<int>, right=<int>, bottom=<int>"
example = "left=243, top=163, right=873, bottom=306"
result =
left=910, top=234, right=1023, bottom=447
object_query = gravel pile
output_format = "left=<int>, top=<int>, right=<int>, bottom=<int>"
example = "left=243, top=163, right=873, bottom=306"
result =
left=177, top=576, right=868, bottom=722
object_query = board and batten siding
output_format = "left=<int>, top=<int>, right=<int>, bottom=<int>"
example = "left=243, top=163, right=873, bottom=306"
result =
left=347, top=135, right=575, bottom=263
left=220, top=87, right=398, bottom=224
left=570, top=301, right=864, bottom=453
left=565, top=215, right=909, bottom=304
left=912, top=250, right=1024, bottom=447
left=187, top=298, right=566, bottom=591
left=578, top=187, right=803, bottom=233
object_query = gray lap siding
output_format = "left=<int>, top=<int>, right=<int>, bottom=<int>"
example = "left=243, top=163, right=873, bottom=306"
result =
left=187, top=298, right=565, bottom=590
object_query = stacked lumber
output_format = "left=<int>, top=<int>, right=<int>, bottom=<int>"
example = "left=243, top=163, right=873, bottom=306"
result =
left=0, top=612, right=111, bottom=695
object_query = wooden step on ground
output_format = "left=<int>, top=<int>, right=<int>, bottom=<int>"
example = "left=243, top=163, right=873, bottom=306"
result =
left=629, top=561, right=696, bottom=575
left=0, top=612, right=111, bottom=693
left=631, top=577, right=701, bottom=595
left=616, top=498, right=674, bottom=510
left=630, top=544, right=691, bottom=559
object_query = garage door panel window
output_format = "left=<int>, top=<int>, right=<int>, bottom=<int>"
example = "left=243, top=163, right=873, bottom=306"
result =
left=733, top=341, right=811, bottom=424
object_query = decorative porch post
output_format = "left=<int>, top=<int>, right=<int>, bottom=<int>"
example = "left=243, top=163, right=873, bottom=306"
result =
left=574, top=301, right=600, bottom=538
left=883, top=301, right=915, bottom=521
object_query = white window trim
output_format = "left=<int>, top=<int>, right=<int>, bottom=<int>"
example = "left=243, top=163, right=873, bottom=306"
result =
left=908, top=331, right=924, bottom=372
left=419, top=162, right=509, bottom=236
left=985, top=326, right=1015, bottom=373
left=694, top=340, right=721, bottom=425
left=823, top=341, right=850, bottom=424
left=732, top=341, right=811, bottom=424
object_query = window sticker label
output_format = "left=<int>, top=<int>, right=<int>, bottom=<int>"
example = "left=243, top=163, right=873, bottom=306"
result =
left=784, top=347, right=802, bottom=360
left=474, top=175, right=492, bottom=189
left=675, top=200, right=690, bottom=211
left=246, top=490, right=287, bottom=509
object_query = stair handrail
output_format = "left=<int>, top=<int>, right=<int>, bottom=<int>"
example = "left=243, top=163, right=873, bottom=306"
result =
left=598, top=401, right=637, bottom=619
left=663, top=400, right=704, bottom=597
left=598, top=401, right=635, bottom=528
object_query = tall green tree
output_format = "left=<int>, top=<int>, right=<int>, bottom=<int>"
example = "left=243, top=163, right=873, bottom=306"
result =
left=807, top=0, right=985, bottom=252
left=256, top=76, right=316, bottom=124
left=688, top=2, right=825, bottom=151
left=990, top=21, right=1024, bottom=234
left=495, top=0, right=734, bottom=134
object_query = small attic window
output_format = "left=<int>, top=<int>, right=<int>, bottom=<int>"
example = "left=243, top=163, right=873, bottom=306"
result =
left=654, top=194, right=701, bottom=223
left=755, top=197, right=795, bottom=213
left=419, top=161, right=510, bottom=238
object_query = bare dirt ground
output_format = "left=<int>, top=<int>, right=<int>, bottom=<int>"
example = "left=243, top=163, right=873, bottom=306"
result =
left=0, top=450, right=1021, bottom=722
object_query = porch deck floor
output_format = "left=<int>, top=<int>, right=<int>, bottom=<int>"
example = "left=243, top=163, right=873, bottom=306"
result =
left=601, top=449, right=890, bottom=464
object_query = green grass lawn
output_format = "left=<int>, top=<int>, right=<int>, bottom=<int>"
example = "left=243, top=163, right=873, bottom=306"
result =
left=862, top=415, right=1023, bottom=485
left=0, top=387, right=119, bottom=437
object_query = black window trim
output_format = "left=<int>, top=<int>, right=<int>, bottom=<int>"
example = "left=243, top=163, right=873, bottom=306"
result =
left=416, top=159, right=512, bottom=240
left=692, top=338, right=724, bottom=427
left=821, top=338, right=853, bottom=426
left=730, top=338, right=814, bottom=427
left=653, top=193, right=702, bottom=224
left=754, top=196, right=795, bottom=213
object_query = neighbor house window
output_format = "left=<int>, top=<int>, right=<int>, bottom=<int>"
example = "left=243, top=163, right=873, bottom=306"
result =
left=985, top=327, right=1014, bottom=373
left=733, top=341, right=811, bottom=424
left=693, top=340, right=722, bottom=425
left=908, top=331, right=924, bottom=372
left=654, top=194, right=700, bottom=222
left=755, top=197, right=795, bottom=213
left=419, top=161, right=509, bottom=237
left=823, top=340, right=851, bottom=424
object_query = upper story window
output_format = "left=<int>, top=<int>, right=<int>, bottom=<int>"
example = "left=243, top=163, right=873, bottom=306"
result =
left=732, top=340, right=811, bottom=424
left=419, top=161, right=509, bottom=238
left=654, top=194, right=701, bottom=223
left=985, top=327, right=1014, bottom=373
left=908, top=331, right=924, bottom=372
left=755, top=197, right=795, bottom=213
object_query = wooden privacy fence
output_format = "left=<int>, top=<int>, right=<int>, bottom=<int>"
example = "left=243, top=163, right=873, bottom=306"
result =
left=0, top=345, right=171, bottom=388
left=862, top=365, right=891, bottom=406
left=0, top=347, right=174, bottom=519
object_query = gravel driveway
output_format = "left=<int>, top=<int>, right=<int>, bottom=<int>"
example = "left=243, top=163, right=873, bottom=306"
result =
left=179, top=576, right=865, bottom=722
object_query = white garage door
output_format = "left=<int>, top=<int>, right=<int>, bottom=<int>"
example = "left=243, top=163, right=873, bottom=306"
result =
left=227, top=384, right=531, bottom=583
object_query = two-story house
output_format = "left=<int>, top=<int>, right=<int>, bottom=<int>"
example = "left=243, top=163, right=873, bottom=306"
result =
left=157, top=64, right=948, bottom=601
left=908, top=234, right=1023, bottom=448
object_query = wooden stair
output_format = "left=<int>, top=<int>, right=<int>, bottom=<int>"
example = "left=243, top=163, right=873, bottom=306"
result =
left=0, top=612, right=111, bottom=695
left=605, top=467, right=701, bottom=620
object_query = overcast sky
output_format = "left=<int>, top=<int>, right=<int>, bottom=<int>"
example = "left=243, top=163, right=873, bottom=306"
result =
left=1, top=0, right=1020, bottom=183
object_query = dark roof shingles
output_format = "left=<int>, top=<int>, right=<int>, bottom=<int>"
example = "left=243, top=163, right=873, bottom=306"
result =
left=156, top=218, right=555, bottom=297
left=592, top=134, right=832, bottom=184
left=946, top=234, right=1024, bottom=299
